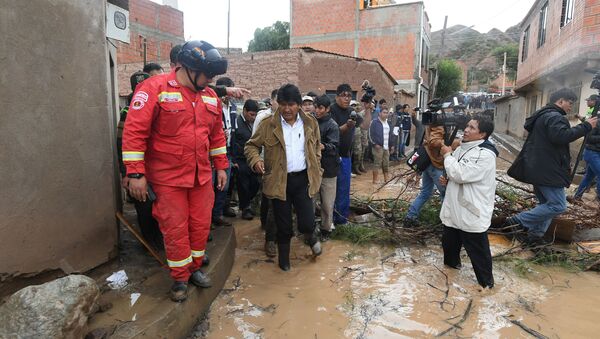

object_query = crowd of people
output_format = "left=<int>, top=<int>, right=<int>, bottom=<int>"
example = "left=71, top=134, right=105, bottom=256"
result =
left=118, top=40, right=599, bottom=302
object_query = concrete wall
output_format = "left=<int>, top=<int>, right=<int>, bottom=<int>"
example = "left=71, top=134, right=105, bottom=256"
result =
left=222, top=48, right=401, bottom=105
left=494, top=97, right=528, bottom=138
left=0, top=0, right=118, bottom=280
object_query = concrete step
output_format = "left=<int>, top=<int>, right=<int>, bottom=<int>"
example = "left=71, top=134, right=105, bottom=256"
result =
left=87, top=225, right=236, bottom=338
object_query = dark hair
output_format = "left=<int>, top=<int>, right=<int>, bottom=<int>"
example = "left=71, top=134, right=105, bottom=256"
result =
left=306, top=91, right=318, bottom=98
left=271, top=89, right=278, bottom=100
left=403, top=104, right=410, bottom=109
left=379, top=99, right=387, bottom=105
left=243, top=99, right=259, bottom=112
left=549, top=88, right=577, bottom=104
left=336, top=84, right=352, bottom=95
left=395, top=104, right=402, bottom=112
left=216, top=76, right=234, bottom=87
left=170, top=44, right=183, bottom=64
left=143, top=63, right=163, bottom=73
left=315, top=95, right=331, bottom=108
left=472, top=115, right=494, bottom=139
left=277, top=84, right=302, bottom=105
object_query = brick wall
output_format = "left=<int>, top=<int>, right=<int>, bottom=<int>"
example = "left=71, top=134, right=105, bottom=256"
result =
left=116, top=0, right=184, bottom=65
left=290, top=0, right=428, bottom=84
left=220, top=48, right=403, bottom=105
left=516, top=0, right=600, bottom=88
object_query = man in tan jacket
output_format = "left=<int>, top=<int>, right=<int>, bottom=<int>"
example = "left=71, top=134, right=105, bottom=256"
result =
left=245, top=84, right=323, bottom=271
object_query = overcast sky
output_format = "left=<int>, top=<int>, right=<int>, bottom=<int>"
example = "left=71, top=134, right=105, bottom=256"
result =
left=162, top=0, right=537, bottom=50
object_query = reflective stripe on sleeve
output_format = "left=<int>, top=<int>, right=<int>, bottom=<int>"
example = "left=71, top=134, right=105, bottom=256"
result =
left=209, top=146, right=227, bottom=157
left=191, top=249, right=205, bottom=258
left=122, top=151, right=144, bottom=161
left=167, top=255, right=192, bottom=268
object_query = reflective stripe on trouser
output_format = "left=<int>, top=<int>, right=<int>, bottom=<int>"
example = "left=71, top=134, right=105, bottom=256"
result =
left=152, top=182, right=214, bottom=281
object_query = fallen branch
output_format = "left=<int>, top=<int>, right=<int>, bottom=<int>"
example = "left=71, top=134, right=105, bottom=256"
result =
left=436, top=299, right=473, bottom=337
left=503, top=317, right=549, bottom=339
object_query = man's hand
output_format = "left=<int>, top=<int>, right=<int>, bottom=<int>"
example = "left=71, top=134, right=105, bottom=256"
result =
left=440, top=144, right=453, bottom=156
left=216, top=169, right=227, bottom=191
left=346, top=119, right=356, bottom=129
left=588, top=116, right=598, bottom=128
left=128, top=177, right=148, bottom=202
left=439, top=175, right=448, bottom=186
left=121, top=176, right=130, bottom=189
left=226, top=87, right=251, bottom=99
left=253, top=160, right=265, bottom=174
left=320, top=143, right=325, bottom=150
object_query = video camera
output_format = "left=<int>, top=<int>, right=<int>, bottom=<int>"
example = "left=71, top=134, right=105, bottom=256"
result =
left=360, top=80, right=376, bottom=103
left=422, top=96, right=470, bottom=146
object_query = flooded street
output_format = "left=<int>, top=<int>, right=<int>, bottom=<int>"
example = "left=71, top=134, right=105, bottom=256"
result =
left=201, top=158, right=600, bottom=338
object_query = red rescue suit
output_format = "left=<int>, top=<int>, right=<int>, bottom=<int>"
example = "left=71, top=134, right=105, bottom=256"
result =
left=122, top=70, right=228, bottom=281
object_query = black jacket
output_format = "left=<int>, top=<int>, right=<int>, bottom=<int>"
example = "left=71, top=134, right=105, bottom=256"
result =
left=330, top=103, right=355, bottom=158
left=318, top=114, right=340, bottom=178
left=585, top=122, right=600, bottom=152
left=232, top=114, right=253, bottom=162
left=508, top=104, right=592, bottom=187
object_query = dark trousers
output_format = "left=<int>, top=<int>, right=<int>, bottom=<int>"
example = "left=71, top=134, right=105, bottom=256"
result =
left=261, top=194, right=277, bottom=241
left=236, top=160, right=260, bottom=210
left=133, top=198, right=163, bottom=250
left=442, top=226, right=494, bottom=288
left=271, top=171, right=315, bottom=244
left=212, top=154, right=232, bottom=219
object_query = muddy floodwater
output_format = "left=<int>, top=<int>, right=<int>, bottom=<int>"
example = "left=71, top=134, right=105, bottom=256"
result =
left=202, top=223, right=600, bottom=338
left=201, top=159, right=600, bottom=338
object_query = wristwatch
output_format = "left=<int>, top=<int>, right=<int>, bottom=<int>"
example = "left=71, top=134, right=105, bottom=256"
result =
left=127, top=173, right=144, bottom=179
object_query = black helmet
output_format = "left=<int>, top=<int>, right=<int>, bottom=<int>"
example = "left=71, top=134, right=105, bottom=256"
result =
left=130, top=71, right=150, bottom=91
left=177, top=40, right=228, bottom=78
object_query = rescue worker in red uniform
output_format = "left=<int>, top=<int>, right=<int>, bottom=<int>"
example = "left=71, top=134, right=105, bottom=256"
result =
left=122, top=41, right=229, bottom=302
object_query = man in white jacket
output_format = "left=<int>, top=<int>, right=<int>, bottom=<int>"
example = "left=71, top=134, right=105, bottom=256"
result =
left=439, top=116, right=498, bottom=289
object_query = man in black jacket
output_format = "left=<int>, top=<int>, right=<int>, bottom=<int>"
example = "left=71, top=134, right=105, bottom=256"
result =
left=314, top=95, right=340, bottom=241
left=233, top=100, right=260, bottom=221
left=505, top=88, right=598, bottom=246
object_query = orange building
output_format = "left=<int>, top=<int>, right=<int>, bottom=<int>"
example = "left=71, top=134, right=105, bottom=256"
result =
left=290, top=0, right=432, bottom=107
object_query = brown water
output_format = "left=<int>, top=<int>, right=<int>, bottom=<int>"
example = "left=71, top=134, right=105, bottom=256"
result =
left=203, top=223, right=600, bottom=338
left=204, top=160, right=600, bottom=338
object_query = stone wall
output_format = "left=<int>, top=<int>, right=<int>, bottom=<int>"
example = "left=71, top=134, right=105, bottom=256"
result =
left=0, top=0, right=118, bottom=280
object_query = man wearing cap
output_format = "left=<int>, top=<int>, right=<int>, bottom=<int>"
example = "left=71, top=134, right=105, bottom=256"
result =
left=302, top=95, right=315, bottom=115
left=579, top=94, right=599, bottom=121
left=572, top=94, right=600, bottom=202
left=123, top=40, right=229, bottom=302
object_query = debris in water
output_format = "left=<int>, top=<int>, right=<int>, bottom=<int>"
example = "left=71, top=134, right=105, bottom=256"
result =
left=130, top=293, right=141, bottom=307
left=106, top=270, right=128, bottom=289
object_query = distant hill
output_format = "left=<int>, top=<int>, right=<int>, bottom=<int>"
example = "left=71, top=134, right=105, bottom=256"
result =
left=430, top=24, right=520, bottom=90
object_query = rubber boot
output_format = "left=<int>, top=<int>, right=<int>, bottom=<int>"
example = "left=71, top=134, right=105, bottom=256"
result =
left=278, top=242, right=291, bottom=271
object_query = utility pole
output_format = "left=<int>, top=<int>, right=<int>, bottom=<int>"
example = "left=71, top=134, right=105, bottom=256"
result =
left=227, top=0, right=231, bottom=54
left=440, top=15, right=448, bottom=55
left=501, top=51, right=507, bottom=95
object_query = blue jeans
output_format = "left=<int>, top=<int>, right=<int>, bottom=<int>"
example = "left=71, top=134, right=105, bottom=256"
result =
left=334, top=157, right=352, bottom=225
left=574, top=149, right=600, bottom=198
left=515, top=185, right=567, bottom=238
left=212, top=154, right=232, bottom=219
left=406, top=165, right=446, bottom=220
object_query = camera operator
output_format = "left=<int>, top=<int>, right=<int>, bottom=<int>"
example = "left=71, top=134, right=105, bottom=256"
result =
left=331, top=84, right=358, bottom=225
left=404, top=108, right=456, bottom=228
left=503, top=88, right=598, bottom=247
left=439, top=116, right=498, bottom=289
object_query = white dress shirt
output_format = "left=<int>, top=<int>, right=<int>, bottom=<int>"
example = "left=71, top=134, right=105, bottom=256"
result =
left=281, top=114, right=306, bottom=173
left=382, top=120, right=390, bottom=150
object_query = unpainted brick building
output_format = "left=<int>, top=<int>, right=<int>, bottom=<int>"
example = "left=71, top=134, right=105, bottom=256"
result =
left=223, top=47, right=413, bottom=107
left=290, top=0, right=431, bottom=107
left=116, top=0, right=184, bottom=98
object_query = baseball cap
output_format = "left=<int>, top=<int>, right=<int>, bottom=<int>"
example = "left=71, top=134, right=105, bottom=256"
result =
left=350, top=100, right=358, bottom=106
left=257, top=101, right=268, bottom=110
left=302, top=95, right=314, bottom=102
left=586, top=94, right=599, bottom=101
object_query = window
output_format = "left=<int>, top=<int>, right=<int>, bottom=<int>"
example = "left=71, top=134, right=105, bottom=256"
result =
left=522, top=26, right=530, bottom=62
left=421, top=39, right=429, bottom=69
left=561, top=0, right=574, bottom=27
left=537, top=2, right=548, bottom=48
left=528, top=95, right=538, bottom=116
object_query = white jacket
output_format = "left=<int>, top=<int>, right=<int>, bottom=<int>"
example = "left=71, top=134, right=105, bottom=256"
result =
left=439, top=140, right=497, bottom=233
